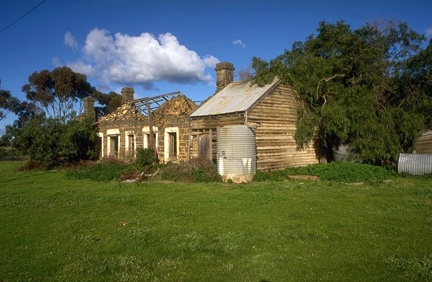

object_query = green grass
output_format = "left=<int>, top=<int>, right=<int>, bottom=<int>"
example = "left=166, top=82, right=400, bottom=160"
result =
left=1, top=161, right=431, bottom=281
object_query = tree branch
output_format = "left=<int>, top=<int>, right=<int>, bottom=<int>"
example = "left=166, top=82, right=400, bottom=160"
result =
left=316, top=74, right=345, bottom=99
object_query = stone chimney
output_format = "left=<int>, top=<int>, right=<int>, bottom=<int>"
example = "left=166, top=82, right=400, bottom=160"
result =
left=121, top=87, right=134, bottom=103
left=83, top=97, right=95, bottom=119
left=215, top=62, right=234, bottom=92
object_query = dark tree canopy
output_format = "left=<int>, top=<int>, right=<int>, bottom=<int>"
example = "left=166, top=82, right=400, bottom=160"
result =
left=13, top=114, right=97, bottom=167
left=92, top=90, right=122, bottom=116
left=21, top=66, right=94, bottom=119
left=252, top=20, right=431, bottom=164
left=0, top=89, right=21, bottom=121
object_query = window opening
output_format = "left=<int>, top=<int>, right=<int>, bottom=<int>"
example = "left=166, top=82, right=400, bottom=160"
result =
left=168, top=132, right=177, bottom=158
left=109, top=135, right=119, bottom=157
left=128, top=134, right=135, bottom=155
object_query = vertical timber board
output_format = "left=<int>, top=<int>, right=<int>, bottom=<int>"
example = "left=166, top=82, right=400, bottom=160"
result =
left=198, top=134, right=212, bottom=160
left=248, top=84, right=319, bottom=170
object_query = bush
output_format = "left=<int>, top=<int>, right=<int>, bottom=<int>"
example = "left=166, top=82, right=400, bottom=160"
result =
left=14, top=115, right=97, bottom=168
left=155, top=158, right=221, bottom=182
left=254, top=162, right=396, bottom=183
left=0, top=146, right=22, bottom=160
left=288, top=162, right=395, bottom=183
left=135, top=148, right=157, bottom=167
left=65, top=159, right=130, bottom=182
left=253, top=169, right=289, bottom=182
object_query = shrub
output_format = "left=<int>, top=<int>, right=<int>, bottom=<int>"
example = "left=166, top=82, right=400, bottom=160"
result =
left=254, top=162, right=396, bottom=183
left=287, top=162, right=396, bottom=183
left=155, top=158, right=221, bottom=182
left=0, top=146, right=22, bottom=160
left=66, top=160, right=130, bottom=182
left=14, top=115, right=97, bottom=168
left=135, top=148, right=157, bottom=167
left=253, top=169, right=289, bottom=182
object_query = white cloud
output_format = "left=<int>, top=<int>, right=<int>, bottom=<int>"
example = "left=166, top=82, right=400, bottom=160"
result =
left=425, top=26, right=432, bottom=38
left=64, top=31, right=79, bottom=50
left=51, top=56, right=62, bottom=67
left=67, top=28, right=219, bottom=88
left=233, top=39, right=246, bottom=48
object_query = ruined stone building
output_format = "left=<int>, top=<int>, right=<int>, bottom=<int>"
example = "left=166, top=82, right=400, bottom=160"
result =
left=93, top=87, right=197, bottom=163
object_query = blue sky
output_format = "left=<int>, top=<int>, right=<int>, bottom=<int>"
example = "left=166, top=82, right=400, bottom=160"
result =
left=1, top=0, right=431, bottom=135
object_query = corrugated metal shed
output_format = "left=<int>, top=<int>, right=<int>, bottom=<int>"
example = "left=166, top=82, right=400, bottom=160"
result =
left=191, top=77, right=280, bottom=117
left=398, top=153, right=432, bottom=175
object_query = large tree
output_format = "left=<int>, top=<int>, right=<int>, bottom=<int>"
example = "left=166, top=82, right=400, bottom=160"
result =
left=92, top=90, right=122, bottom=116
left=252, top=20, right=430, bottom=164
left=22, top=66, right=94, bottom=119
left=0, top=89, right=21, bottom=121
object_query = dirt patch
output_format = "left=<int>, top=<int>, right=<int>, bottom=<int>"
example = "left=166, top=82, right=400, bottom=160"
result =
left=288, top=175, right=319, bottom=181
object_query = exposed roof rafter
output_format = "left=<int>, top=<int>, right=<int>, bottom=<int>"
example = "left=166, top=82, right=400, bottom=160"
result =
left=130, top=91, right=182, bottom=116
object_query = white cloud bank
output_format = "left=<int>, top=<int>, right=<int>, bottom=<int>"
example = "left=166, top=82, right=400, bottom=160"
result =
left=66, top=29, right=219, bottom=88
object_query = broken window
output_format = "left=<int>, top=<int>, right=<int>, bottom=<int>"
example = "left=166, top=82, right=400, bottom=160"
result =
left=128, top=134, right=135, bottom=156
left=109, top=135, right=119, bottom=157
left=143, top=126, right=158, bottom=153
left=168, top=132, right=177, bottom=158
left=164, top=127, right=179, bottom=162
left=144, top=133, right=157, bottom=149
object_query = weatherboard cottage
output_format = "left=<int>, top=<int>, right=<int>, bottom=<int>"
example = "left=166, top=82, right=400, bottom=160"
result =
left=189, top=62, right=322, bottom=181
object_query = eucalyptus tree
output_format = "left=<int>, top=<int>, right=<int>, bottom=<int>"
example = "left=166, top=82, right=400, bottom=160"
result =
left=252, top=20, right=429, bottom=164
left=0, top=89, right=20, bottom=121
left=21, top=66, right=93, bottom=119
left=92, top=90, right=122, bottom=115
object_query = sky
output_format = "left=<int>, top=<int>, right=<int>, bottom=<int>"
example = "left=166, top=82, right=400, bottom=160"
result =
left=1, top=0, right=431, bottom=135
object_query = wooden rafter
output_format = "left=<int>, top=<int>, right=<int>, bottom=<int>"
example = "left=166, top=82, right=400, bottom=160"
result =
left=130, top=91, right=182, bottom=116
left=128, top=91, right=183, bottom=158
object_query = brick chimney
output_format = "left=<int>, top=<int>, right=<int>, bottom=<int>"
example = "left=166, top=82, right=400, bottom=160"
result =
left=121, top=87, right=134, bottom=103
left=215, top=62, right=234, bottom=92
left=83, top=97, right=95, bottom=119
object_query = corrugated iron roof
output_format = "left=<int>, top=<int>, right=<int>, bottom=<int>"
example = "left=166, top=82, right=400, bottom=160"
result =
left=190, top=77, right=280, bottom=117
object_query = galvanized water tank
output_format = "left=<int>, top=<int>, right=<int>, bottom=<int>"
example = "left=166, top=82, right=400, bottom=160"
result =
left=217, top=125, right=256, bottom=178
left=398, top=153, right=432, bottom=175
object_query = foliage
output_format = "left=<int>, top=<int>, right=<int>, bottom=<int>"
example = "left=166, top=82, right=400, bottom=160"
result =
left=287, top=161, right=396, bottom=183
left=92, top=90, right=122, bottom=116
left=156, top=158, right=221, bottom=182
left=252, top=20, right=432, bottom=164
left=254, top=162, right=395, bottom=183
left=0, top=146, right=21, bottom=159
left=13, top=114, right=97, bottom=168
left=253, top=169, right=290, bottom=182
left=65, top=160, right=131, bottom=182
left=11, top=101, right=42, bottom=128
left=1, top=161, right=432, bottom=281
left=65, top=158, right=221, bottom=183
left=3, top=67, right=119, bottom=148
left=135, top=147, right=157, bottom=167
left=0, top=89, right=21, bottom=121
left=21, top=66, right=94, bottom=119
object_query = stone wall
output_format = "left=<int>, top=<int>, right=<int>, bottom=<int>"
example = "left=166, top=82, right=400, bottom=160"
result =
left=96, top=94, right=196, bottom=163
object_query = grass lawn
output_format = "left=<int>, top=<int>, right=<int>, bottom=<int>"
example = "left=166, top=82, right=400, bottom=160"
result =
left=0, top=161, right=431, bottom=281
